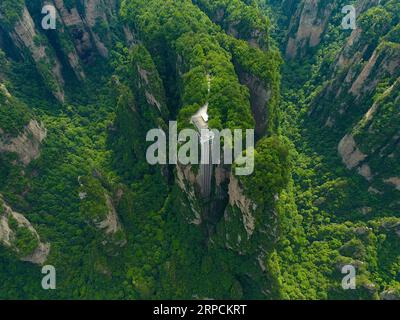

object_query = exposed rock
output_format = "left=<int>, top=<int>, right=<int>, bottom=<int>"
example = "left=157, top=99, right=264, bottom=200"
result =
left=357, top=164, right=373, bottom=181
left=368, top=186, right=382, bottom=194
left=285, top=0, right=381, bottom=59
left=338, top=134, right=367, bottom=169
left=123, top=26, right=136, bottom=45
left=335, top=29, right=364, bottom=70
left=97, top=193, right=121, bottom=235
left=53, top=0, right=132, bottom=65
left=257, top=253, right=266, bottom=272
left=41, top=0, right=86, bottom=80
left=67, top=51, right=86, bottom=80
left=349, top=49, right=378, bottom=97
left=0, top=197, right=50, bottom=265
left=21, top=242, right=51, bottom=265
left=285, top=0, right=334, bottom=59
left=54, top=0, right=98, bottom=63
left=145, top=91, right=162, bottom=111
left=79, top=174, right=126, bottom=248
left=0, top=120, right=47, bottom=166
left=384, top=177, right=400, bottom=191
left=5, top=6, right=64, bottom=101
left=215, top=165, right=229, bottom=187
left=84, top=0, right=111, bottom=57
left=380, top=289, right=400, bottom=300
left=228, top=176, right=255, bottom=237
left=176, top=164, right=202, bottom=225
left=138, top=66, right=150, bottom=85
left=381, top=221, right=400, bottom=238
left=0, top=83, right=10, bottom=98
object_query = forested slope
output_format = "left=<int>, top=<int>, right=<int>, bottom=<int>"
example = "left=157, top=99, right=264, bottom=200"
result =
left=263, top=0, right=400, bottom=299
left=0, top=0, right=398, bottom=300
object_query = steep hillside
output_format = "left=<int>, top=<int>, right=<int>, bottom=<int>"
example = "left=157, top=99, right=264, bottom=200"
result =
left=0, top=0, right=398, bottom=300
left=263, top=0, right=400, bottom=299
left=0, top=0, right=288, bottom=299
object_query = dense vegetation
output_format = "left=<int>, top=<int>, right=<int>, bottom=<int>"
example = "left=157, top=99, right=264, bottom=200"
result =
left=0, top=0, right=398, bottom=300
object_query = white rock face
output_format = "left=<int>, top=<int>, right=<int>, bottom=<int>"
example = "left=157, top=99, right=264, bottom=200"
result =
left=0, top=120, right=47, bottom=166
left=338, top=134, right=367, bottom=169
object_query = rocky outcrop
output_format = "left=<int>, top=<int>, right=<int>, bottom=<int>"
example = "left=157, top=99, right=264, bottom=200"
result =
left=349, top=44, right=400, bottom=99
left=228, top=175, right=256, bottom=237
left=0, top=0, right=135, bottom=101
left=380, top=289, right=400, bottom=300
left=338, top=134, right=367, bottom=170
left=97, top=193, right=122, bottom=235
left=176, top=164, right=202, bottom=225
left=0, top=119, right=47, bottom=166
left=0, top=196, right=50, bottom=265
left=384, top=177, right=400, bottom=191
left=53, top=0, right=134, bottom=62
left=78, top=173, right=126, bottom=248
left=285, top=0, right=381, bottom=59
left=336, top=77, right=400, bottom=185
left=1, top=5, right=65, bottom=101
left=40, top=0, right=86, bottom=81
left=285, top=0, right=334, bottom=59
left=301, top=1, right=400, bottom=190
left=54, top=0, right=96, bottom=63
left=310, top=10, right=399, bottom=116
left=53, top=0, right=108, bottom=61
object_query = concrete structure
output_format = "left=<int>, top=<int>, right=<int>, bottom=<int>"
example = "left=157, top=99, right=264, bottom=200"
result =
left=191, top=75, right=214, bottom=199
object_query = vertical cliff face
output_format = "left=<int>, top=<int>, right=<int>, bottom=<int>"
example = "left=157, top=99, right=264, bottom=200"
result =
left=285, top=0, right=335, bottom=59
left=0, top=196, right=50, bottom=265
left=110, top=44, right=169, bottom=186
left=306, top=1, right=400, bottom=192
left=52, top=0, right=132, bottom=61
left=173, top=131, right=290, bottom=298
left=143, top=1, right=287, bottom=298
left=0, top=80, right=49, bottom=264
left=284, top=0, right=381, bottom=59
left=0, top=0, right=134, bottom=102
left=190, top=1, right=281, bottom=138
left=261, top=0, right=400, bottom=299
left=236, top=66, right=272, bottom=138
left=0, top=3, right=65, bottom=101
left=78, top=173, right=127, bottom=250
left=337, top=78, right=400, bottom=188
left=0, top=84, right=47, bottom=166
left=0, top=119, right=47, bottom=166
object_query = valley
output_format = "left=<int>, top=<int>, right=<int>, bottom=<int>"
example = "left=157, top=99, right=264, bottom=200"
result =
left=0, top=0, right=398, bottom=300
